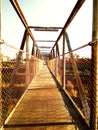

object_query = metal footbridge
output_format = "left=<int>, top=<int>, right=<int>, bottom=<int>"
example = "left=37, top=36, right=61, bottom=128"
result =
left=0, top=0, right=98, bottom=130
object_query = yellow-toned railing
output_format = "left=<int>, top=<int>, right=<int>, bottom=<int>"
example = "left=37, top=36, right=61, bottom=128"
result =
left=47, top=43, right=91, bottom=125
left=0, top=41, right=43, bottom=126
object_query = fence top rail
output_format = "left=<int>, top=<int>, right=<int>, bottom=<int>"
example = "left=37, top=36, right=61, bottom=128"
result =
left=0, top=39, right=43, bottom=61
left=48, top=40, right=94, bottom=60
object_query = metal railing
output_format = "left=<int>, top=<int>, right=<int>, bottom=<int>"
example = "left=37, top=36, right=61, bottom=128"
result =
left=1, top=0, right=98, bottom=130
left=0, top=40, right=43, bottom=126
left=47, top=42, right=91, bottom=125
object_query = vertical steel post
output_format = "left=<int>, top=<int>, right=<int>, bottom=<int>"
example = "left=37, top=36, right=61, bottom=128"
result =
left=20, top=29, right=27, bottom=50
left=53, top=48, right=55, bottom=58
left=56, top=44, right=59, bottom=56
left=33, top=44, right=36, bottom=57
left=62, top=32, right=66, bottom=89
left=26, top=33, right=30, bottom=86
left=55, top=45, right=58, bottom=78
left=55, top=46, right=57, bottom=77
left=0, top=0, right=2, bottom=127
left=31, top=41, right=34, bottom=55
left=90, top=0, right=98, bottom=130
left=51, top=51, right=53, bottom=59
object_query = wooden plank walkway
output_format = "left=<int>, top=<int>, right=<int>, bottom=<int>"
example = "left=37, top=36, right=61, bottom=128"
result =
left=3, top=65, right=77, bottom=130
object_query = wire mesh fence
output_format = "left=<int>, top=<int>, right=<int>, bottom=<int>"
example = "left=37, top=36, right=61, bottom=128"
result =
left=0, top=41, right=43, bottom=127
left=47, top=44, right=91, bottom=124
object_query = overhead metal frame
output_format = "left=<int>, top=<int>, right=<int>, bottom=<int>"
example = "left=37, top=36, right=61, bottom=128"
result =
left=9, top=0, right=86, bottom=57
left=9, top=0, right=65, bottom=55
left=29, top=26, right=62, bottom=32
left=50, top=0, right=86, bottom=54
left=39, top=46, right=52, bottom=49
left=35, top=40, right=56, bottom=43
left=30, top=26, right=61, bottom=53
left=29, top=26, right=62, bottom=29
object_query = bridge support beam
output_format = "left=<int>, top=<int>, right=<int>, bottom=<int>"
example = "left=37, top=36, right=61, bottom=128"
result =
left=62, top=32, right=66, bottom=89
left=26, top=33, right=30, bottom=86
left=90, top=0, right=98, bottom=130
left=55, top=44, right=59, bottom=78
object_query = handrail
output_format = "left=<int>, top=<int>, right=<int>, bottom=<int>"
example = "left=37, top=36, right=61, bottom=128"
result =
left=0, top=41, right=43, bottom=126
left=47, top=42, right=91, bottom=124
left=49, top=41, right=92, bottom=60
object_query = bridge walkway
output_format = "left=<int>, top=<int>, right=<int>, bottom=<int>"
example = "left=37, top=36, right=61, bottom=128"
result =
left=2, top=65, right=86, bottom=130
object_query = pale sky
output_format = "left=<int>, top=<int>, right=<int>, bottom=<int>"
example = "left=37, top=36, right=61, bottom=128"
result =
left=1, top=0, right=93, bottom=57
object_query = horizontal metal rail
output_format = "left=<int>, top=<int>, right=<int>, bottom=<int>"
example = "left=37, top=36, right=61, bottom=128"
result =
left=28, top=26, right=63, bottom=29
left=35, top=40, right=56, bottom=43
left=49, top=41, right=92, bottom=59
